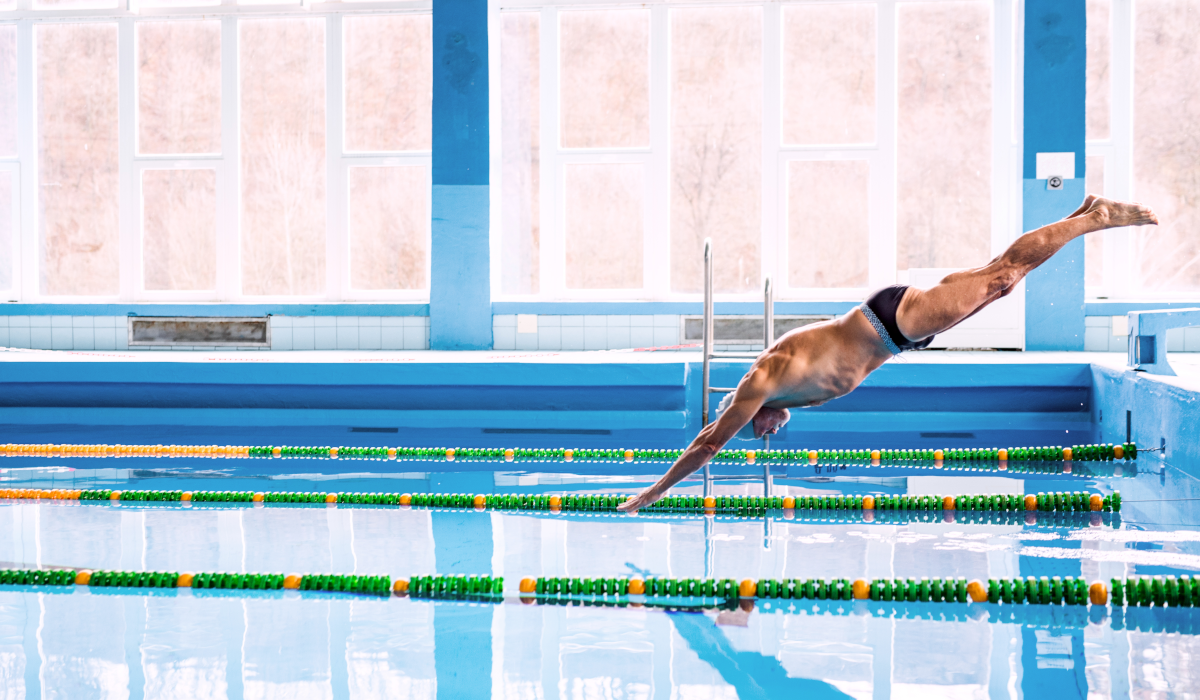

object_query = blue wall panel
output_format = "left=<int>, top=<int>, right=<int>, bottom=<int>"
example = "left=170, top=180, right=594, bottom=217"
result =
left=431, top=0, right=491, bottom=349
left=1023, top=0, right=1087, bottom=350
left=1024, top=179, right=1087, bottom=350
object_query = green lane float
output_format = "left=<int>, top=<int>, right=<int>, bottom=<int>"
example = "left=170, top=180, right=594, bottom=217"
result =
left=5, top=568, right=1199, bottom=613
left=3, top=488, right=1123, bottom=518
left=1, top=441, right=1140, bottom=465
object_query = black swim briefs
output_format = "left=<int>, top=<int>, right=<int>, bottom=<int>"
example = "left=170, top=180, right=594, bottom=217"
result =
left=859, top=285, right=934, bottom=354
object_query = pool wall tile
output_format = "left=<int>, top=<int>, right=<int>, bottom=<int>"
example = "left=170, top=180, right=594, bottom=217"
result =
left=492, top=325, right=515, bottom=350
left=583, top=325, right=606, bottom=350
left=51, top=326, right=73, bottom=349
left=336, top=325, right=359, bottom=350
left=381, top=326, right=405, bottom=350
left=630, top=315, right=653, bottom=327
left=0, top=328, right=8, bottom=346
left=560, top=315, right=584, bottom=327
left=51, top=315, right=71, bottom=328
left=29, top=316, right=50, bottom=327
left=653, top=325, right=679, bottom=347
left=30, top=327, right=51, bottom=349
left=606, top=325, right=630, bottom=350
left=9, top=327, right=28, bottom=347
left=72, top=327, right=95, bottom=351
left=358, top=326, right=382, bottom=350
left=403, top=325, right=427, bottom=350
left=1167, top=327, right=1185, bottom=352
left=560, top=326, right=584, bottom=350
left=1083, top=327, right=1109, bottom=352
left=271, top=315, right=292, bottom=328
left=292, top=327, right=315, bottom=351
left=315, top=326, right=338, bottom=350
left=291, top=316, right=315, bottom=329
left=514, top=328, right=538, bottom=351
left=7, top=316, right=27, bottom=328
left=493, top=314, right=516, bottom=327
left=1185, top=327, right=1200, bottom=352
left=538, top=326, right=561, bottom=350
left=630, top=326, right=655, bottom=348
left=272, top=328, right=293, bottom=351
left=314, top=316, right=338, bottom=328
left=93, top=327, right=116, bottom=350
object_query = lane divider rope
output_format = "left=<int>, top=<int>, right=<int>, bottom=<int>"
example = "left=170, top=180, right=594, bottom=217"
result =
left=0, top=489, right=1123, bottom=514
left=0, top=442, right=1140, bottom=466
left=4, top=568, right=1196, bottom=611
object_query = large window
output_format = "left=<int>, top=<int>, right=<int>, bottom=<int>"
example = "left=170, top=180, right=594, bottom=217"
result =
left=0, top=5, right=430, bottom=301
left=1087, top=0, right=1200, bottom=297
left=496, top=0, right=1020, bottom=301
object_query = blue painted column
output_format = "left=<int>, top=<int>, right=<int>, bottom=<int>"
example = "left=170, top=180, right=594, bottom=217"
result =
left=430, top=0, right=492, bottom=350
left=1023, top=0, right=1087, bottom=350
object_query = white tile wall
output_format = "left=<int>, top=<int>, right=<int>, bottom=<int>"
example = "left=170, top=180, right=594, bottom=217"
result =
left=493, top=314, right=681, bottom=351
left=0, top=316, right=431, bottom=351
left=1083, top=315, right=1199, bottom=352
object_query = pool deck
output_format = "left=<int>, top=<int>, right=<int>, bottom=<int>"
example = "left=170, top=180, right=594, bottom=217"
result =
left=0, top=347, right=1196, bottom=470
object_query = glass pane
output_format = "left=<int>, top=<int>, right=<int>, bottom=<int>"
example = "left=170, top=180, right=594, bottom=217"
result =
left=670, top=7, right=762, bottom=293
left=1132, top=0, right=1200, bottom=293
left=0, top=27, right=15, bottom=157
left=1085, top=155, right=1105, bottom=289
left=349, top=166, right=429, bottom=290
left=0, top=171, right=11, bottom=290
left=560, top=10, right=649, bottom=148
left=142, top=169, right=216, bottom=291
left=896, top=2, right=992, bottom=273
left=240, top=19, right=326, bottom=296
left=140, top=0, right=220, bottom=8
left=38, top=24, right=120, bottom=296
left=788, top=161, right=869, bottom=289
left=344, top=15, right=431, bottom=152
left=500, top=13, right=539, bottom=295
left=564, top=163, right=643, bottom=289
left=782, top=4, right=875, bottom=145
left=1087, top=0, right=1111, bottom=141
left=34, top=0, right=117, bottom=9
left=137, top=21, right=221, bottom=155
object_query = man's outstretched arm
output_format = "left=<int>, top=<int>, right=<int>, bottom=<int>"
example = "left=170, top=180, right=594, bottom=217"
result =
left=617, top=369, right=770, bottom=513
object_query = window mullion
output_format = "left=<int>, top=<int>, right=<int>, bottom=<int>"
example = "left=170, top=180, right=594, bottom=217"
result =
left=1109, top=0, right=1133, bottom=298
left=760, top=2, right=779, bottom=301
left=16, top=20, right=33, bottom=301
left=215, top=15, right=239, bottom=300
left=325, top=12, right=345, bottom=301
left=869, top=0, right=896, bottom=290
left=118, top=18, right=139, bottom=300
left=539, top=6, right=564, bottom=297
left=991, top=0, right=1013, bottom=259
left=645, top=3, right=668, bottom=299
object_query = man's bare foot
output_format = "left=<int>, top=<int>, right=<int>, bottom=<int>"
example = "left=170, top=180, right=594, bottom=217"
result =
left=752, top=407, right=790, bottom=439
left=1087, top=197, right=1159, bottom=229
left=1066, top=193, right=1098, bottom=219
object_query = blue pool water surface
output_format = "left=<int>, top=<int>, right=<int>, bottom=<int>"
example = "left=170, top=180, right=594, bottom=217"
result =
left=0, top=426, right=1198, bottom=699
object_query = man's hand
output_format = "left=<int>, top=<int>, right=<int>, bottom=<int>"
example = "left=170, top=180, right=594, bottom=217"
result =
left=617, top=487, right=661, bottom=514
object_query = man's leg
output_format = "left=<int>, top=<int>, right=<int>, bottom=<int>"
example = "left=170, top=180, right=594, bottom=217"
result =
left=895, top=196, right=1157, bottom=342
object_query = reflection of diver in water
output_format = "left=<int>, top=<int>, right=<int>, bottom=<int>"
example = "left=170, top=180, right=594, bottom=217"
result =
left=667, top=609, right=855, bottom=700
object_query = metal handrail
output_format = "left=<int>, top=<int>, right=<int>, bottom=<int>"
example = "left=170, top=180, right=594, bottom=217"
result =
left=700, top=239, right=775, bottom=501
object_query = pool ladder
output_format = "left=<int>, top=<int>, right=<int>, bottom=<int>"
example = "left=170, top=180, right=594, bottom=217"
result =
left=700, top=238, right=775, bottom=501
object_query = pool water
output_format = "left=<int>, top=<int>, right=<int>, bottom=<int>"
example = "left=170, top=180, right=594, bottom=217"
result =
left=1, top=440, right=1198, bottom=698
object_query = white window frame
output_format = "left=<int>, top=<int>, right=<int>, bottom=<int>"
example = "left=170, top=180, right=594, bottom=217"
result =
left=490, top=0, right=1022, bottom=303
left=0, top=0, right=433, bottom=303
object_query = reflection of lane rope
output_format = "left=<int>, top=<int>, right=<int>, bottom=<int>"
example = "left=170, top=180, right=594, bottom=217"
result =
left=6, top=568, right=1197, bottom=616
left=0, top=488, right=1124, bottom=515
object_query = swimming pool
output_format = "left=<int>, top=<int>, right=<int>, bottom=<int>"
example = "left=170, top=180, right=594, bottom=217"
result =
left=0, top=429, right=1197, bottom=699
